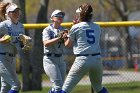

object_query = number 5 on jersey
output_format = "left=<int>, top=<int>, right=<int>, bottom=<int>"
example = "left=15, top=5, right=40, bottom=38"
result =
left=86, top=30, right=95, bottom=44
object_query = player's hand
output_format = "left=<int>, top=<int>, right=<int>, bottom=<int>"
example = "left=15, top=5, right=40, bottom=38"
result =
left=62, top=29, right=69, bottom=39
left=63, top=29, right=69, bottom=34
left=58, top=29, right=69, bottom=39
left=73, top=15, right=79, bottom=24
left=62, top=32, right=68, bottom=39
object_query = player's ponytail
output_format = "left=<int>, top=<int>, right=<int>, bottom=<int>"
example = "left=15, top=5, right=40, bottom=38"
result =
left=0, top=2, right=10, bottom=21
left=77, top=3, right=93, bottom=22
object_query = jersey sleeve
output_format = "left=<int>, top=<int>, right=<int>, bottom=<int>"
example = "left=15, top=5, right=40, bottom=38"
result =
left=0, top=22, right=8, bottom=37
left=42, top=27, right=52, bottom=41
left=69, top=25, right=79, bottom=42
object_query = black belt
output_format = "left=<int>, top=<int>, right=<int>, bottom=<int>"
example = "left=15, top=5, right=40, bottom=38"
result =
left=0, top=52, right=15, bottom=57
left=44, top=53, right=62, bottom=57
left=76, top=53, right=100, bottom=57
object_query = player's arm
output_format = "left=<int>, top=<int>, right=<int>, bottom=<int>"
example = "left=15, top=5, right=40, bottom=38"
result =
left=61, top=29, right=73, bottom=48
left=42, top=28, right=62, bottom=47
left=43, top=37, right=61, bottom=47
left=64, top=37, right=72, bottom=48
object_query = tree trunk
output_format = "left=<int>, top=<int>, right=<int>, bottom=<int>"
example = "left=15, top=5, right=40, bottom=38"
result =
left=31, top=0, right=49, bottom=90
left=19, top=0, right=32, bottom=91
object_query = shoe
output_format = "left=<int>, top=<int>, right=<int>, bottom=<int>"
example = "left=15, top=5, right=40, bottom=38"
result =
left=98, top=87, right=108, bottom=93
left=8, top=90, right=18, bottom=93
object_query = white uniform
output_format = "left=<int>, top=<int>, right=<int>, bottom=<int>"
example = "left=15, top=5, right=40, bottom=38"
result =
left=0, top=20, right=24, bottom=93
left=42, top=24, right=67, bottom=92
left=62, top=22, right=103, bottom=93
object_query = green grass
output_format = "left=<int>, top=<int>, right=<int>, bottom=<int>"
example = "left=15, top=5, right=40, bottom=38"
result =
left=20, top=86, right=91, bottom=93
left=20, top=81, right=140, bottom=93
left=105, top=82, right=140, bottom=93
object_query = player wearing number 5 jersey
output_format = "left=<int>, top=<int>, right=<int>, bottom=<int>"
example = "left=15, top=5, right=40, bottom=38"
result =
left=60, top=3, right=108, bottom=93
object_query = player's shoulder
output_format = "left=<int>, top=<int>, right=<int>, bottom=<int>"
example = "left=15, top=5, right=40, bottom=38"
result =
left=0, top=20, right=9, bottom=25
left=43, top=24, right=52, bottom=33
left=92, top=22, right=100, bottom=27
left=71, top=23, right=81, bottom=30
left=43, top=24, right=51, bottom=31
left=0, top=20, right=8, bottom=35
left=72, top=22, right=81, bottom=27
left=0, top=20, right=9, bottom=28
left=59, top=26, right=66, bottom=30
left=17, top=21, right=23, bottom=25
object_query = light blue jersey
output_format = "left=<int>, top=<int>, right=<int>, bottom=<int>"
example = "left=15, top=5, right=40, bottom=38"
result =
left=62, top=22, right=103, bottom=93
left=42, top=24, right=67, bottom=54
left=0, top=20, right=25, bottom=53
left=69, top=22, right=101, bottom=54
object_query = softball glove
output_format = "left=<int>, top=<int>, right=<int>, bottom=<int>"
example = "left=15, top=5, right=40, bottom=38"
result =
left=19, top=34, right=32, bottom=51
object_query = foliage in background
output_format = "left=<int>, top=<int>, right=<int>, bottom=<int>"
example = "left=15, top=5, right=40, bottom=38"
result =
left=25, top=0, right=140, bottom=23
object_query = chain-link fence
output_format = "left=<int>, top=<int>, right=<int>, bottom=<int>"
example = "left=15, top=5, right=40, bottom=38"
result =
left=61, top=22, right=140, bottom=93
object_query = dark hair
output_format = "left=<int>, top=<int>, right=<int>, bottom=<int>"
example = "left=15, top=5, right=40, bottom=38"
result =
left=0, top=2, right=10, bottom=21
left=79, top=3, right=93, bottom=22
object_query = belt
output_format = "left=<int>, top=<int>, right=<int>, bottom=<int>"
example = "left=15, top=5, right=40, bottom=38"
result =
left=44, top=53, right=62, bottom=57
left=0, top=52, right=15, bottom=57
left=76, top=53, right=100, bottom=57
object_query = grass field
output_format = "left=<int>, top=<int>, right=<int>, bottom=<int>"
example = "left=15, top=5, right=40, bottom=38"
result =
left=20, top=81, right=140, bottom=93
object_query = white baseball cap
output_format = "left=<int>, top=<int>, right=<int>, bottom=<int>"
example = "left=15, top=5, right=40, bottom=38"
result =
left=51, top=9, right=65, bottom=18
left=6, top=3, right=19, bottom=13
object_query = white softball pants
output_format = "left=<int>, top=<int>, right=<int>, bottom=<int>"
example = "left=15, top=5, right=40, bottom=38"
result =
left=43, top=55, right=66, bottom=92
left=62, top=55, right=103, bottom=93
left=0, top=55, right=21, bottom=93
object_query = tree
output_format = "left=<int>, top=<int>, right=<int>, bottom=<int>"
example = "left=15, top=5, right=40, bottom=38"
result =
left=31, top=0, right=49, bottom=90
left=19, top=0, right=33, bottom=91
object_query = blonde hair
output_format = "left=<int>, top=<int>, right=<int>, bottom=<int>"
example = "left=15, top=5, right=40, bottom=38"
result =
left=0, top=2, right=10, bottom=21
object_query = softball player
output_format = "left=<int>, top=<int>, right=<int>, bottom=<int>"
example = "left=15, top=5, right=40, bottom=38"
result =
left=0, top=3, right=25, bottom=93
left=42, top=10, right=67, bottom=93
left=60, top=3, right=109, bottom=93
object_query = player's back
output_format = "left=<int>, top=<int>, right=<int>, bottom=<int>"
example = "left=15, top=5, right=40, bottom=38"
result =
left=71, top=22, right=101, bottom=54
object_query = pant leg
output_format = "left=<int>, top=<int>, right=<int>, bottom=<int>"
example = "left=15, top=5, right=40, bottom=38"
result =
left=43, top=56, right=65, bottom=91
left=58, top=57, right=66, bottom=84
left=62, top=56, right=89, bottom=93
left=0, top=55, right=21, bottom=92
left=89, top=55, right=103, bottom=92
left=1, top=76, right=11, bottom=93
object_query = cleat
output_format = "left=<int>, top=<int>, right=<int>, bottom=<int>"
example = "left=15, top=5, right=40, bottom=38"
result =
left=98, top=87, right=108, bottom=93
